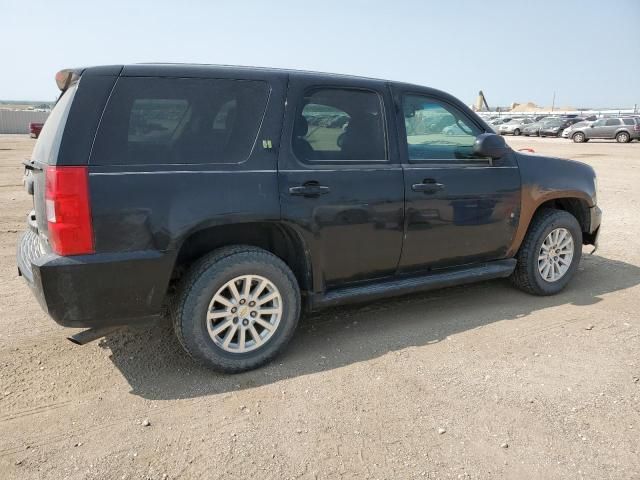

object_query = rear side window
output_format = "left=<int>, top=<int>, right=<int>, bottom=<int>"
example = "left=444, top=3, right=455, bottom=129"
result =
left=605, top=119, right=621, bottom=126
left=32, top=84, right=77, bottom=164
left=292, top=88, right=387, bottom=162
left=622, top=118, right=635, bottom=125
left=91, top=77, right=269, bottom=165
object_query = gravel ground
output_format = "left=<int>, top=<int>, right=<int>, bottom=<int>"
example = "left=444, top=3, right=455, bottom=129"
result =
left=0, top=134, right=638, bottom=480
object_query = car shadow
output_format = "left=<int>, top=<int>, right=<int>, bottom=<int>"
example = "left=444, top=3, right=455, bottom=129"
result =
left=100, top=254, right=640, bottom=400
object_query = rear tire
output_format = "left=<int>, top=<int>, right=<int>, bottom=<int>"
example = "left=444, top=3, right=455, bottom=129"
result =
left=616, top=131, right=630, bottom=143
left=572, top=132, right=586, bottom=143
left=513, top=129, right=521, bottom=136
left=510, top=209, right=582, bottom=296
left=171, top=246, right=301, bottom=373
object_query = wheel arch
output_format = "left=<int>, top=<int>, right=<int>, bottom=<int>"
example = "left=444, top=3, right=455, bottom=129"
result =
left=171, top=221, right=313, bottom=296
left=508, top=194, right=594, bottom=256
left=616, top=129, right=631, bottom=140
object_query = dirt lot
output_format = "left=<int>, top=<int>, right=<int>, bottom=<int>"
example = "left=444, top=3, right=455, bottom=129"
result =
left=0, top=134, right=638, bottom=479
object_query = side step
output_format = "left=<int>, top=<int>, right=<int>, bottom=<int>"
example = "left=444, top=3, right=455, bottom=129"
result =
left=312, top=259, right=517, bottom=309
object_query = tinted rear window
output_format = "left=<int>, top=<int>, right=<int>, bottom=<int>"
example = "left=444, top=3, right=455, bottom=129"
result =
left=91, top=77, right=269, bottom=165
left=32, top=84, right=77, bottom=164
left=622, top=118, right=635, bottom=125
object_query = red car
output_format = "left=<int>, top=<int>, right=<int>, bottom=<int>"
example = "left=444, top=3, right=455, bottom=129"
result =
left=29, top=122, right=43, bottom=138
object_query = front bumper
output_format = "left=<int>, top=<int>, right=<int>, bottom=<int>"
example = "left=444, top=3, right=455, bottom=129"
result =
left=584, top=205, right=602, bottom=252
left=17, top=230, right=174, bottom=328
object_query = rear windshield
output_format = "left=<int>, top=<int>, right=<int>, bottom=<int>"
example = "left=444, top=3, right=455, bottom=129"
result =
left=91, top=77, right=270, bottom=165
left=31, top=84, right=77, bottom=164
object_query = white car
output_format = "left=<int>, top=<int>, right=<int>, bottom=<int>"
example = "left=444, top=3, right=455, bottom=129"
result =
left=498, top=118, right=535, bottom=136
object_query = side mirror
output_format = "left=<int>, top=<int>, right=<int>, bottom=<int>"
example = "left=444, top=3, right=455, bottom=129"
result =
left=473, top=133, right=511, bottom=159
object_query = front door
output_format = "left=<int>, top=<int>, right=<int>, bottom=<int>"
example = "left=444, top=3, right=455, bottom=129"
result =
left=393, top=89, right=521, bottom=272
left=588, top=118, right=609, bottom=138
left=278, top=76, right=404, bottom=291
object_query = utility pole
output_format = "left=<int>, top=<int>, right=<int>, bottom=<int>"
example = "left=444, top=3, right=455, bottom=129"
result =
left=551, top=91, right=556, bottom=112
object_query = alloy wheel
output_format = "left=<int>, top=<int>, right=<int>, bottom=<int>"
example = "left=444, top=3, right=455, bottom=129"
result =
left=617, top=132, right=630, bottom=143
left=206, top=275, right=282, bottom=353
left=537, top=228, right=574, bottom=282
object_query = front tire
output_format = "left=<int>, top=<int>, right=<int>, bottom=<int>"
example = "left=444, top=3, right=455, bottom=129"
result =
left=510, top=209, right=582, bottom=296
left=171, top=246, right=301, bottom=373
left=513, top=128, right=521, bottom=136
left=572, top=132, right=586, bottom=143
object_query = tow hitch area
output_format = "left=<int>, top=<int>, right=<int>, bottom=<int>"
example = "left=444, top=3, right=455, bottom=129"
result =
left=67, top=326, right=122, bottom=345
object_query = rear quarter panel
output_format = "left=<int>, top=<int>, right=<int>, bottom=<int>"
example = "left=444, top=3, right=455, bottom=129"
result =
left=87, top=70, right=287, bottom=280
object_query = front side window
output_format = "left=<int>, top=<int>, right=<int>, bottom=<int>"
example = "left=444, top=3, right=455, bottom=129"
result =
left=92, top=77, right=269, bottom=165
left=593, top=119, right=606, bottom=127
left=402, top=95, right=481, bottom=161
left=292, top=88, right=387, bottom=162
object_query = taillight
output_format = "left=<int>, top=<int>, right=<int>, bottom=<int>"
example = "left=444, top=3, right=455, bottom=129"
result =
left=45, top=166, right=94, bottom=255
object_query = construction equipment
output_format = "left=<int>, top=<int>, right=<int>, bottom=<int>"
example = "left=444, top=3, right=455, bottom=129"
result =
left=475, top=90, right=491, bottom=112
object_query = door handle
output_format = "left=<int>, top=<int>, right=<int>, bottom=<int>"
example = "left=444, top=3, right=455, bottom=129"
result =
left=412, top=179, right=444, bottom=193
left=289, top=182, right=330, bottom=197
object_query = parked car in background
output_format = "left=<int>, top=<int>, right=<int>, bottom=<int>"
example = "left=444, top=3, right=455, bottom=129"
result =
left=570, top=117, right=640, bottom=143
left=498, top=117, right=535, bottom=136
left=562, top=120, right=592, bottom=138
left=539, top=118, right=583, bottom=137
left=488, top=117, right=511, bottom=133
left=443, top=124, right=466, bottom=135
left=29, top=122, right=44, bottom=139
left=522, top=120, right=550, bottom=136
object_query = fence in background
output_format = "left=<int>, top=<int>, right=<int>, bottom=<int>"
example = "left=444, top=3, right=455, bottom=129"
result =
left=0, top=110, right=49, bottom=134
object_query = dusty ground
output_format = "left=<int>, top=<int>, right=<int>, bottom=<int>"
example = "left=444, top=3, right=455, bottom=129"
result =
left=0, top=134, right=638, bottom=480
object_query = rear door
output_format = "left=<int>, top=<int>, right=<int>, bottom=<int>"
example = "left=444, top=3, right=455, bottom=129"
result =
left=393, top=87, right=521, bottom=272
left=603, top=118, right=622, bottom=138
left=28, top=84, right=78, bottom=248
left=278, top=75, right=404, bottom=291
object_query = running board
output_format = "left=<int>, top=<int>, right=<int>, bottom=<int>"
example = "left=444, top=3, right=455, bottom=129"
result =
left=312, top=259, right=517, bottom=309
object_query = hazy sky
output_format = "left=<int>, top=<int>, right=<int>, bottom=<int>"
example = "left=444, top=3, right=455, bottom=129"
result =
left=2, top=0, right=639, bottom=107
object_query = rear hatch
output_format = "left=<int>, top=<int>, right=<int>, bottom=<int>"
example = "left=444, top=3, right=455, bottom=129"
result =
left=25, top=80, right=78, bottom=251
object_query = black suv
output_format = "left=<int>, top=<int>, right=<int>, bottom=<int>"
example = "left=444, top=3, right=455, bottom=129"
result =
left=18, top=64, right=601, bottom=372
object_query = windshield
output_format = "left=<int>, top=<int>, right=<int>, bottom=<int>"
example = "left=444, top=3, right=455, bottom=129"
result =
left=31, top=84, right=77, bottom=164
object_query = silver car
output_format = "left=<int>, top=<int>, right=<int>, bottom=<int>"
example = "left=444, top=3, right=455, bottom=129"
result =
left=570, top=117, right=640, bottom=143
left=562, top=120, right=592, bottom=138
left=498, top=117, right=535, bottom=136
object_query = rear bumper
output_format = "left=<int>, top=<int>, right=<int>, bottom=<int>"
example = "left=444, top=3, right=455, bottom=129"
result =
left=17, top=230, right=174, bottom=328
